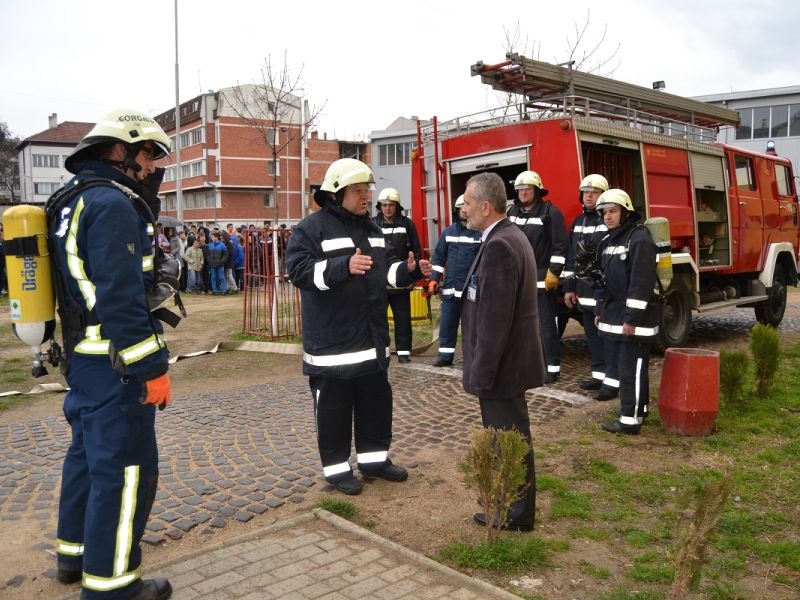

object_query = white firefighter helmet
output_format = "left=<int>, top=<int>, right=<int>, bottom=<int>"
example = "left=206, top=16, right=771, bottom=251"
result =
left=319, top=158, right=375, bottom=193
left=514, top=170, right=544, bottom=190
left=579, top=174, right=609, bottom=193
left=596, top=188, right=639, bottom=220
left=454, top=194, right=465, bottom=208
left=65, top=108, right=171, bottom=174
left=378, top=187, right=401, bottom=204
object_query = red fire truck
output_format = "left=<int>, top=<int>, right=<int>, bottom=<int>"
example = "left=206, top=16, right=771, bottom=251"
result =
left=411, top=54, right=800, bottom=349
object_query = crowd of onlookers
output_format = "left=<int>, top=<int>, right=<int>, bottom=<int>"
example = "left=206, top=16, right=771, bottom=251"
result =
left=161, top=222, right=289, bottom=296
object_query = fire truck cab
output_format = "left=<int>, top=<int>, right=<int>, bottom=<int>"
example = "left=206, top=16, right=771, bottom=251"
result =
left=411, top=54, right=800, bottom=349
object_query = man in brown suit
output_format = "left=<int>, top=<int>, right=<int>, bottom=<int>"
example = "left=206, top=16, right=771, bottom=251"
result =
left=461, top=171, right=546, bottom=531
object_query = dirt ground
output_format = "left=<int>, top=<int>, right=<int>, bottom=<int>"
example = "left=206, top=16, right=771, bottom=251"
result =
left=2, top=291, right=799, bottom=599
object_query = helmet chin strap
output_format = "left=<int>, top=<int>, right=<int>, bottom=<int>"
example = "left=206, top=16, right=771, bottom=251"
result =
left=101, top=144, right=141, bottom=175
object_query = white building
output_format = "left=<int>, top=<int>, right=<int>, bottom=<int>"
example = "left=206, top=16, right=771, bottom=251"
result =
left=369, top=116, right=422, bottom=215
left=693, top=86, right=800, bottom=186
left=15, top=114, right=93, bottom=204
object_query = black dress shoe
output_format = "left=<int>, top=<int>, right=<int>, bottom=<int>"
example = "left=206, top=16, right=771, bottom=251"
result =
left=472, top=512, right=533, bottom=532
left=579, top=379, right=602, bottom=390
left=398, top=356, right=411, bottom=364
left=601, top=420, right=640, bottom=435
left=327, top=473, right=363, bottom=495
left=595, top=386, right=619, bottom=401
left=361, top=462, right=408, bottom=482
left=545, top=373, right=559, bottom=384
left=56, top=563, right=81, bottom=584
left=123, top=578, right=173, bottom=600
left=433, top=358, right=452, bottom=367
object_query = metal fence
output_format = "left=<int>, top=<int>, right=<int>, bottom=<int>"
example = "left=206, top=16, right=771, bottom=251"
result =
left=242, top=228, right=302, bottom=340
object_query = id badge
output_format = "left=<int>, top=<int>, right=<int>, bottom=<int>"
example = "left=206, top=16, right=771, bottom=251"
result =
left=467, top=274, right=477, bottom=302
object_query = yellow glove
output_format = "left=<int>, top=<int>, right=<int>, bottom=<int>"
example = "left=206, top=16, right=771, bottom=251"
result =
left=544, top=269, right=559, bottom=291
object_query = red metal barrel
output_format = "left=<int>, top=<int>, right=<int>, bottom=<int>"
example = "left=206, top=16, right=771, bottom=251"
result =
left=657, top=348, right=719, bottom=435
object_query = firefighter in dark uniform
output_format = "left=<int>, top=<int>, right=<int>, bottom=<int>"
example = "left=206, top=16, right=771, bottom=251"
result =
left=428, top=194, right=481, bottom=366
left=373, top=187, right=422, bottom=363
left=51, top=110, right=174, bottom=599
left=563, top=174, right=619, bottom=400
left=594, top=189, right=659, bottom=434
left=285, top=159, right=431, bottom=495
left=507, top=170, right=567, bottom=382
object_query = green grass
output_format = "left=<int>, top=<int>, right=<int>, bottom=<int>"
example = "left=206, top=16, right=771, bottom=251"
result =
left=311, top=498, right=357, bottom=519
left=437, top=537, right=556, bottom=572
left=578, top=559, right=611, bottom=579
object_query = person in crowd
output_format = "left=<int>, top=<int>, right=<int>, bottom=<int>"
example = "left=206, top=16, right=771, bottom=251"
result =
left=594, top=189, right=659, bottom=434
left=460, top=171, right=544, bottom=532
left=221, top=231, right=238, bottom=294
left=48, top=109, right=173, bottom=600
left=563, top=174, right=618, bottom=400
left=285, top=159, right=431, bottom=495
left=231, top=232, right=245, bottom=290
left=184, top=238, right=205, bottom=293
left=428, top=194, right=481, bottom=367
left=169, top=228, right=187, bottom=292
left=507, top=170, right=567, bottom=383
left=199, top=232, right=211, bottom=293
left=373, top=188, right=422, bottom=363
left=206, top=231, right=228, bottom=294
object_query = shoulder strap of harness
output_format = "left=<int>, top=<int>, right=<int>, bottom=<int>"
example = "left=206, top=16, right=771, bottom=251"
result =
left=623, top=224, right=665, bottom=297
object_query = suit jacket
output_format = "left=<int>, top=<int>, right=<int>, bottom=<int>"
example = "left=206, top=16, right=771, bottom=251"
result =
left=461, top=218, right=545, bottom=398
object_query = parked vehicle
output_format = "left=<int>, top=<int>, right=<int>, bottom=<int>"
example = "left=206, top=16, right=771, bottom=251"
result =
left=410, top=54, right=799, bottom=349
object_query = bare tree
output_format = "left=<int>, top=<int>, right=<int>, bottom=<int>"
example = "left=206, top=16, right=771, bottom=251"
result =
left=562, top=9, right=620, bottom=77
left=222, top=51, right=325, bottom=222
left=487, top=11, right=620, bottom=122
left=0, top=122, right=20, bottom=202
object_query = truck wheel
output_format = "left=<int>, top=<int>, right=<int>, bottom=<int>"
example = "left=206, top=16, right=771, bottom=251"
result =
left=754, top=264, right=787, bottom=327
left=656, top=279, right=691, bottom=351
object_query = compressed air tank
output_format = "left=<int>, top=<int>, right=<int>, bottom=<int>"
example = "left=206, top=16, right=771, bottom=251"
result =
left=644, top=216, right=673, bottom=291
left=2, top=205, right=56, bottom=349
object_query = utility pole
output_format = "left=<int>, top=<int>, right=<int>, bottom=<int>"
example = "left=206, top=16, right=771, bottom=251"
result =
left=174, top=0, right=183, bottom=223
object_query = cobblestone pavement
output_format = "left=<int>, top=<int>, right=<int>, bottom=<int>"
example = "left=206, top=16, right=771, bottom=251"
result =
left=3, top=304, right=800, bottom=597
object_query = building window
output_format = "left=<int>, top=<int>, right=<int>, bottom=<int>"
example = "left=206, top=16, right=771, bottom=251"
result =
left=736, top=109, right=752, bottom=140
left=771, top=105, right=789, bottom=138
left=181, top=164, right=191, bottom=178
left=789, top=105, right=800, bottom=137
left=267, top=128, right=277, bottom=145
left=190, top=127, right=204, bottom=145
left=268, top=160, right=278, bottom=176
left=34, top=182, right=60, bottom=194
left=179, top=132, right=191, bottom=148
left=32, top=154, right=59, bottom=168
left=170, top=135, right=177, bottom=150
left=263, top=191, right=273, bottom=207
left=378, top=142, right=414, bottom=166
left=191, top=161, right=204, bottom=177
left=339, top=143, right=366, bottom=161
left=734, top=155, right=756, bottom=191
left=751, top=106, right=770, bottom=139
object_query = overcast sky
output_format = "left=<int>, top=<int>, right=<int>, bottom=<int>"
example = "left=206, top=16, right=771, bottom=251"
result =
left=2, top=0, right=799, bottom=141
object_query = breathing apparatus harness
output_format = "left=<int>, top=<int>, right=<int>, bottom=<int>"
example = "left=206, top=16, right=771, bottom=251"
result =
left=44, top=175, right=186, bottom=375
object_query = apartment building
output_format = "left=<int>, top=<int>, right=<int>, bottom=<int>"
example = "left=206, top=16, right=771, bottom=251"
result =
left=155, top=86, right=369, bottom=228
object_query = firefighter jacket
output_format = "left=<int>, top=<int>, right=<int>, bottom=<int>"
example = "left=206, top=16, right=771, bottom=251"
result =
left=507, top=199, right=568, bottom=289
left=595, top=221, right=659, bottom=342
left=373, top=211, right=421, bottom=293
left=50, top=160, right=168, bottom=380
left=430, top=219, right=481, bottom=299
left=563, top=208, right=608, bottom=309
left=286, top=201, right=421, bottom=378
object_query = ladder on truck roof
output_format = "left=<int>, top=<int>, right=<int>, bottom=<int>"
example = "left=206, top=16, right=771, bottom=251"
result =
left=472, top=52, right=740, bottom=131
left=413, top=54, right=741, bottom=253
